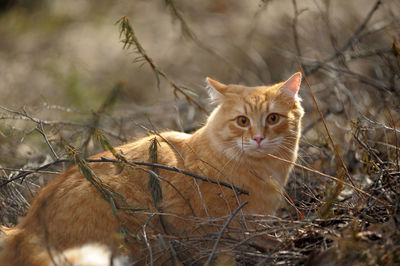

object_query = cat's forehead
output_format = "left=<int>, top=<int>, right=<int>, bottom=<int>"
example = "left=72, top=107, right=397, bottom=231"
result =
left=223, top=83, right=290, bottom=114
left=226, top=84, right=280, bottom=102
left=228, top=82, right=281, bottom=95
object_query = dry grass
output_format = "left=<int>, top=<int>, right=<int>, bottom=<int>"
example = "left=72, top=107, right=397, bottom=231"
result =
left=1, top=0, right=400, bottom=265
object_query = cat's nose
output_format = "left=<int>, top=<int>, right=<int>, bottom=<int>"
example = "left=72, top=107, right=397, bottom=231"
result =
left=253, top=136, right=264, bottom=145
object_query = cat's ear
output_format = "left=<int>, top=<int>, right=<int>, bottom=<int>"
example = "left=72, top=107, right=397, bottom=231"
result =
left=280, top=72, right=302, bottom=99
left=205, top=77, right=228, bottom=103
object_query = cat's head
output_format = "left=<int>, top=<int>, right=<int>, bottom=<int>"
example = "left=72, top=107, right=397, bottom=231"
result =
left=205, top=73, right=304, bottom=160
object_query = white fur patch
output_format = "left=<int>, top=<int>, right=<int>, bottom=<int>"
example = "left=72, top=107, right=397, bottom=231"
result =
left=50, top=243, right=129, bottom=266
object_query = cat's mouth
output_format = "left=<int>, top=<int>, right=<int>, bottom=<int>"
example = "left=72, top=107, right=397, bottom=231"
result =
left=234, top=137, right=284, bottom=158
left=239, top=143, right=278, bottom=158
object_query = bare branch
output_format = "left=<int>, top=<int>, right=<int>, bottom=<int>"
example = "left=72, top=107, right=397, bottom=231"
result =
left=266, top=153, right=388, bottom=206
left=94, top=157, right=249, bottom=195
left=205, top=200, right=248, bottom=265
left=291, top=0, right=303, bottom=58
left=0, top=105, right=127, bottom=141
left=117, top=16, right=208, bottom=114
left=142, top=213, right=156, bottom=266
left=36, top=121, right=59, bottom=160
left=306, top=0, right=383, bottom=75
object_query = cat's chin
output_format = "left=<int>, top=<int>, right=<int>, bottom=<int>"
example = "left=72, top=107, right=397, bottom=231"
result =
left=243, top=148, right=274, bottom=159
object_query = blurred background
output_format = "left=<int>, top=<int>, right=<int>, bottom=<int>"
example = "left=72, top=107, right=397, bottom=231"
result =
left=0, top=0, right=399, bottom=263
left=0, top=0, right=398, bottom=158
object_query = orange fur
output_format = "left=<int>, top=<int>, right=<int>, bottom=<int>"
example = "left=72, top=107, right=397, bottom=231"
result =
left=0, top=73, right=304, bottom=265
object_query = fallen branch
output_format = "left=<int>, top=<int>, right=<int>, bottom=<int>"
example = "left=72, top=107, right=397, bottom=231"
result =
left=92, top=157, right=249, bottom=195
left=0, top=157, right=249, bottom=196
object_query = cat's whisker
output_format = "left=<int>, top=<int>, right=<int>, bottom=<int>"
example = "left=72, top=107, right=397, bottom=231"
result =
left=276, top=147, right=294, bottom=160
left=221, top=143, right=240, bottom=157
left=277, top=143, right=311, bottom=166
left=221, top=148, right=242, bottom=166
left=259, top=147, right=291, bottom=160
left=220, top=144, right=247, bottom=170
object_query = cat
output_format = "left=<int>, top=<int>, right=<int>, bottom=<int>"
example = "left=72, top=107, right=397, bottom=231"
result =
left=0, top=72, right=304, bottom=265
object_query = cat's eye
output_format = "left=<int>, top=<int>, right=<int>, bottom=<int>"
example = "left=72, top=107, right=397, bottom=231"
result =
left=266, top=113, right=280, bottom=125
left=237, top=116, right=250, bottom=127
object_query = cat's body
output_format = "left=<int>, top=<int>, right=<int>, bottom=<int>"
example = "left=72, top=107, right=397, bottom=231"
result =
left=0, top=73, right=304, bottom=265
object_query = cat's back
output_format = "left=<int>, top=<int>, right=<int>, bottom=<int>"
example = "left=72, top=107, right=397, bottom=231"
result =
left=96, top=131, right=191, bottom=164
left=15, top=131, right=193, bottom=232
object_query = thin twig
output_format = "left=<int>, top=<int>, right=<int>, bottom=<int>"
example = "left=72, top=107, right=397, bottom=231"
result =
left=266, top=153, right=388, bottom=206
left=319, top=64, right=389, bottom=92
left=139, top=122, right=185, bottom=161
left=142, top=213, right=156, bottom=266
left=291, top=0, right=303, bottom=58
left=165, top=0, right=243, bottom=79
left=302, top=107, right=344, bottom=135
left=0, top=158, right=71, bottom=187
left=81, top=81, right=124, bottom=156
left=205, top=201, right=248, bottom=265
left=0, top=167, right=59, bottom=176
left=386, top=108, right=400, bottom=171
left=94, top=157, right=249, bottom=195
left=306, top=0, right=383, bottom=75
left=0, top=105, right=126, bottom=141
left=36, top=121, right=59, bottom=160
left=298, top=61, right=359, bottom=192
left=117, top=16, right=208, bottom=114
left=146, top=169, right=197, bottom=218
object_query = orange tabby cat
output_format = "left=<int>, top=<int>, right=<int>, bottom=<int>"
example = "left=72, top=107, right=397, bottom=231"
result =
left=0, top=73, right=304, bottom=265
